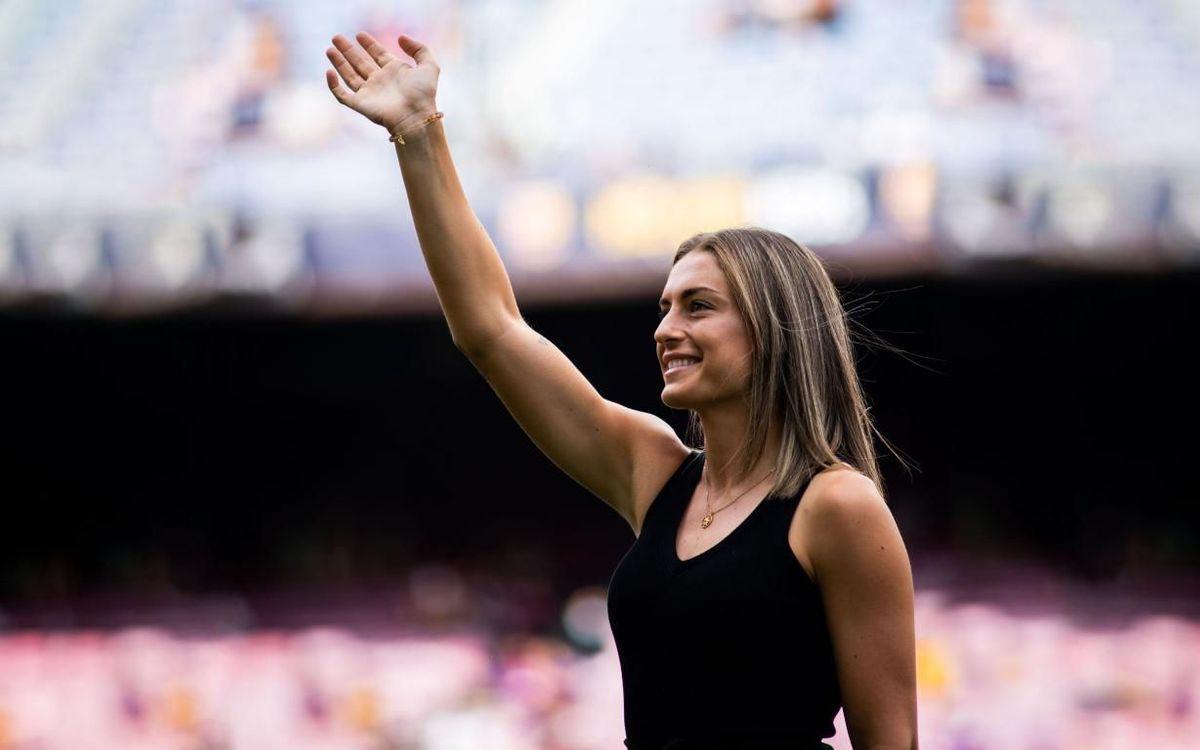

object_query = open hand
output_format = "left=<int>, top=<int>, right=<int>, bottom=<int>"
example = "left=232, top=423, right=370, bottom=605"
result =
left=325, top=32, right=440, bottom=135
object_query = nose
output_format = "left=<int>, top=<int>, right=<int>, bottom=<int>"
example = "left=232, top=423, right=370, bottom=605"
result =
left=654, top=309, right=682, bottom=347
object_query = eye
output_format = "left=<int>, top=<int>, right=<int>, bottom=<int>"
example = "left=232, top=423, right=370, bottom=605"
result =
left=656, top=300, right=708, bottom=320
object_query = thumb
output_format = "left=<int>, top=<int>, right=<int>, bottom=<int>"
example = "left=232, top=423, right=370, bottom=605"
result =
left=398, top=34, right=436, bottom=66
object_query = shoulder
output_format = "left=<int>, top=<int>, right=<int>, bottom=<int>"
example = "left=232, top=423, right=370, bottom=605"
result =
left=807, top=467, right=886, bottom=520
left=802, top=468, right=906, bottom=587
left=789, top=465, right=889, bottom=583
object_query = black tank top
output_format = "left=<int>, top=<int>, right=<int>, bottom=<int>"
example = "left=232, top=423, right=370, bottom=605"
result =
left=607, top=449, right=841, bottom=750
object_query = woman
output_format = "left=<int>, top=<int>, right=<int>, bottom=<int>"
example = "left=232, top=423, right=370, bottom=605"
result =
left=325, top=31, right=918, bottom=750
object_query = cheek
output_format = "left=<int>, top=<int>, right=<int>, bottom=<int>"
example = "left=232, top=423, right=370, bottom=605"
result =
left=710, top=349, right=755, bottom=386
left=696, top=350, right=748, bottom=380
left=703, top=328, right=752, bottom=363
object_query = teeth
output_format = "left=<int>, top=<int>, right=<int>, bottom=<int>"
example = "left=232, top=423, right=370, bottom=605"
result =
left=666, top=357, right=699, bottom=372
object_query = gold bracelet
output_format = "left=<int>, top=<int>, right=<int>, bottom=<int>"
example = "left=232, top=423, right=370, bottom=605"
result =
left=388, top=111, right=444, bottom=145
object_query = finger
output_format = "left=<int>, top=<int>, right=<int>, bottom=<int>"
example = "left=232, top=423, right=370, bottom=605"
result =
left=397, top=34, right=438, bottom=68
left=326, top=69, right=354, bottom=105
left=355, top=31, right=398, bottom=68
left=326, top=46, right=364, bottom=90
left=332, top=33, right=378, bottom=80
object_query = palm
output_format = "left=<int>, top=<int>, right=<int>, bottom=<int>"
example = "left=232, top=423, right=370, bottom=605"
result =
left=326, top=32, right=440, bottom=131
left=352, top=60, right=437, bottom=128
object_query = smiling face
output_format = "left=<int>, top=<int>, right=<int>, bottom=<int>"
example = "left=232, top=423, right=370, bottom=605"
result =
left=654, top=250, right=754, bottom=411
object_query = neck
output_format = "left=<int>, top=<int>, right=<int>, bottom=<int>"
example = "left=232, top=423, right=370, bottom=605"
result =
left=697, top=401, right=782, bottom=496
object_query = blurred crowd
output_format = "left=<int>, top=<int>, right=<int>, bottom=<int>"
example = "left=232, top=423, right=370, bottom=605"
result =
left=0, top=0, right=1196, bottom=313
left=1, top=562, right=1198, bottom=750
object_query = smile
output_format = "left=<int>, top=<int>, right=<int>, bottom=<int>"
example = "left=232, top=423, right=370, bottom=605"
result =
left=664, top=360, right=700, bottom=376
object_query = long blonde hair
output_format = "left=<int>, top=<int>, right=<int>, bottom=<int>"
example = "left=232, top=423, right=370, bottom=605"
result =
left=673, top=227, right=904, bottom=499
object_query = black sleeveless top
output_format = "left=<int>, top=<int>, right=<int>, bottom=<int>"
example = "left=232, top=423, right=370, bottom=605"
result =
left=607, top=449, right=841, bottom=750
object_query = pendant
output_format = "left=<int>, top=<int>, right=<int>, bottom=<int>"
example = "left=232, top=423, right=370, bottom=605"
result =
left=700, top=512, right=714, bottom=529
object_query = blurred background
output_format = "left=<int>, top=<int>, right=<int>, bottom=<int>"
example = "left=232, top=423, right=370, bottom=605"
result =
left=1, top=0, right=1198, bottom=748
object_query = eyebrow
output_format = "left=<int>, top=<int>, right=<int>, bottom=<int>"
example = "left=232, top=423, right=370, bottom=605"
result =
left=658, top=286, right=720, bottom=308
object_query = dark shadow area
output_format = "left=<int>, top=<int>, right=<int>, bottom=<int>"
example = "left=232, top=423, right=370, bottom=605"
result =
left=2, top=269, right=1197, bottom=612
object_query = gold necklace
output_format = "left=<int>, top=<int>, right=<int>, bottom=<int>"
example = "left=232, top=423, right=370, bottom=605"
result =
left=700, top=465, right=776, bottom=529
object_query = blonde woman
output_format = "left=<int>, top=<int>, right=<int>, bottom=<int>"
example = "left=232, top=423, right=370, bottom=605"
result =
left=326, top=31, right=918, bottom=750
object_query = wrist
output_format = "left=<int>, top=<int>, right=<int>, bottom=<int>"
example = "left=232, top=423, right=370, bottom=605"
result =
left=387, top=108, right=442, bottom=144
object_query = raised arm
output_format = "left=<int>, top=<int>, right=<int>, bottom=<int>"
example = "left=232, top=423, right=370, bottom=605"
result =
left=323, top=32, right=687, bottom=529
left=326, top=32, right=518, bottom=349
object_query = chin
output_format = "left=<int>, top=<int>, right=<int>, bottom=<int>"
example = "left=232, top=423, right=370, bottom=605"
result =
left=661, top=385, right=700, bottom=410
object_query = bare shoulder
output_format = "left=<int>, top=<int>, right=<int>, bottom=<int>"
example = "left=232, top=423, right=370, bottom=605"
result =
left=613, top=408, right=690, bottom=537
left=788, top=464, right=887, bottom=583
